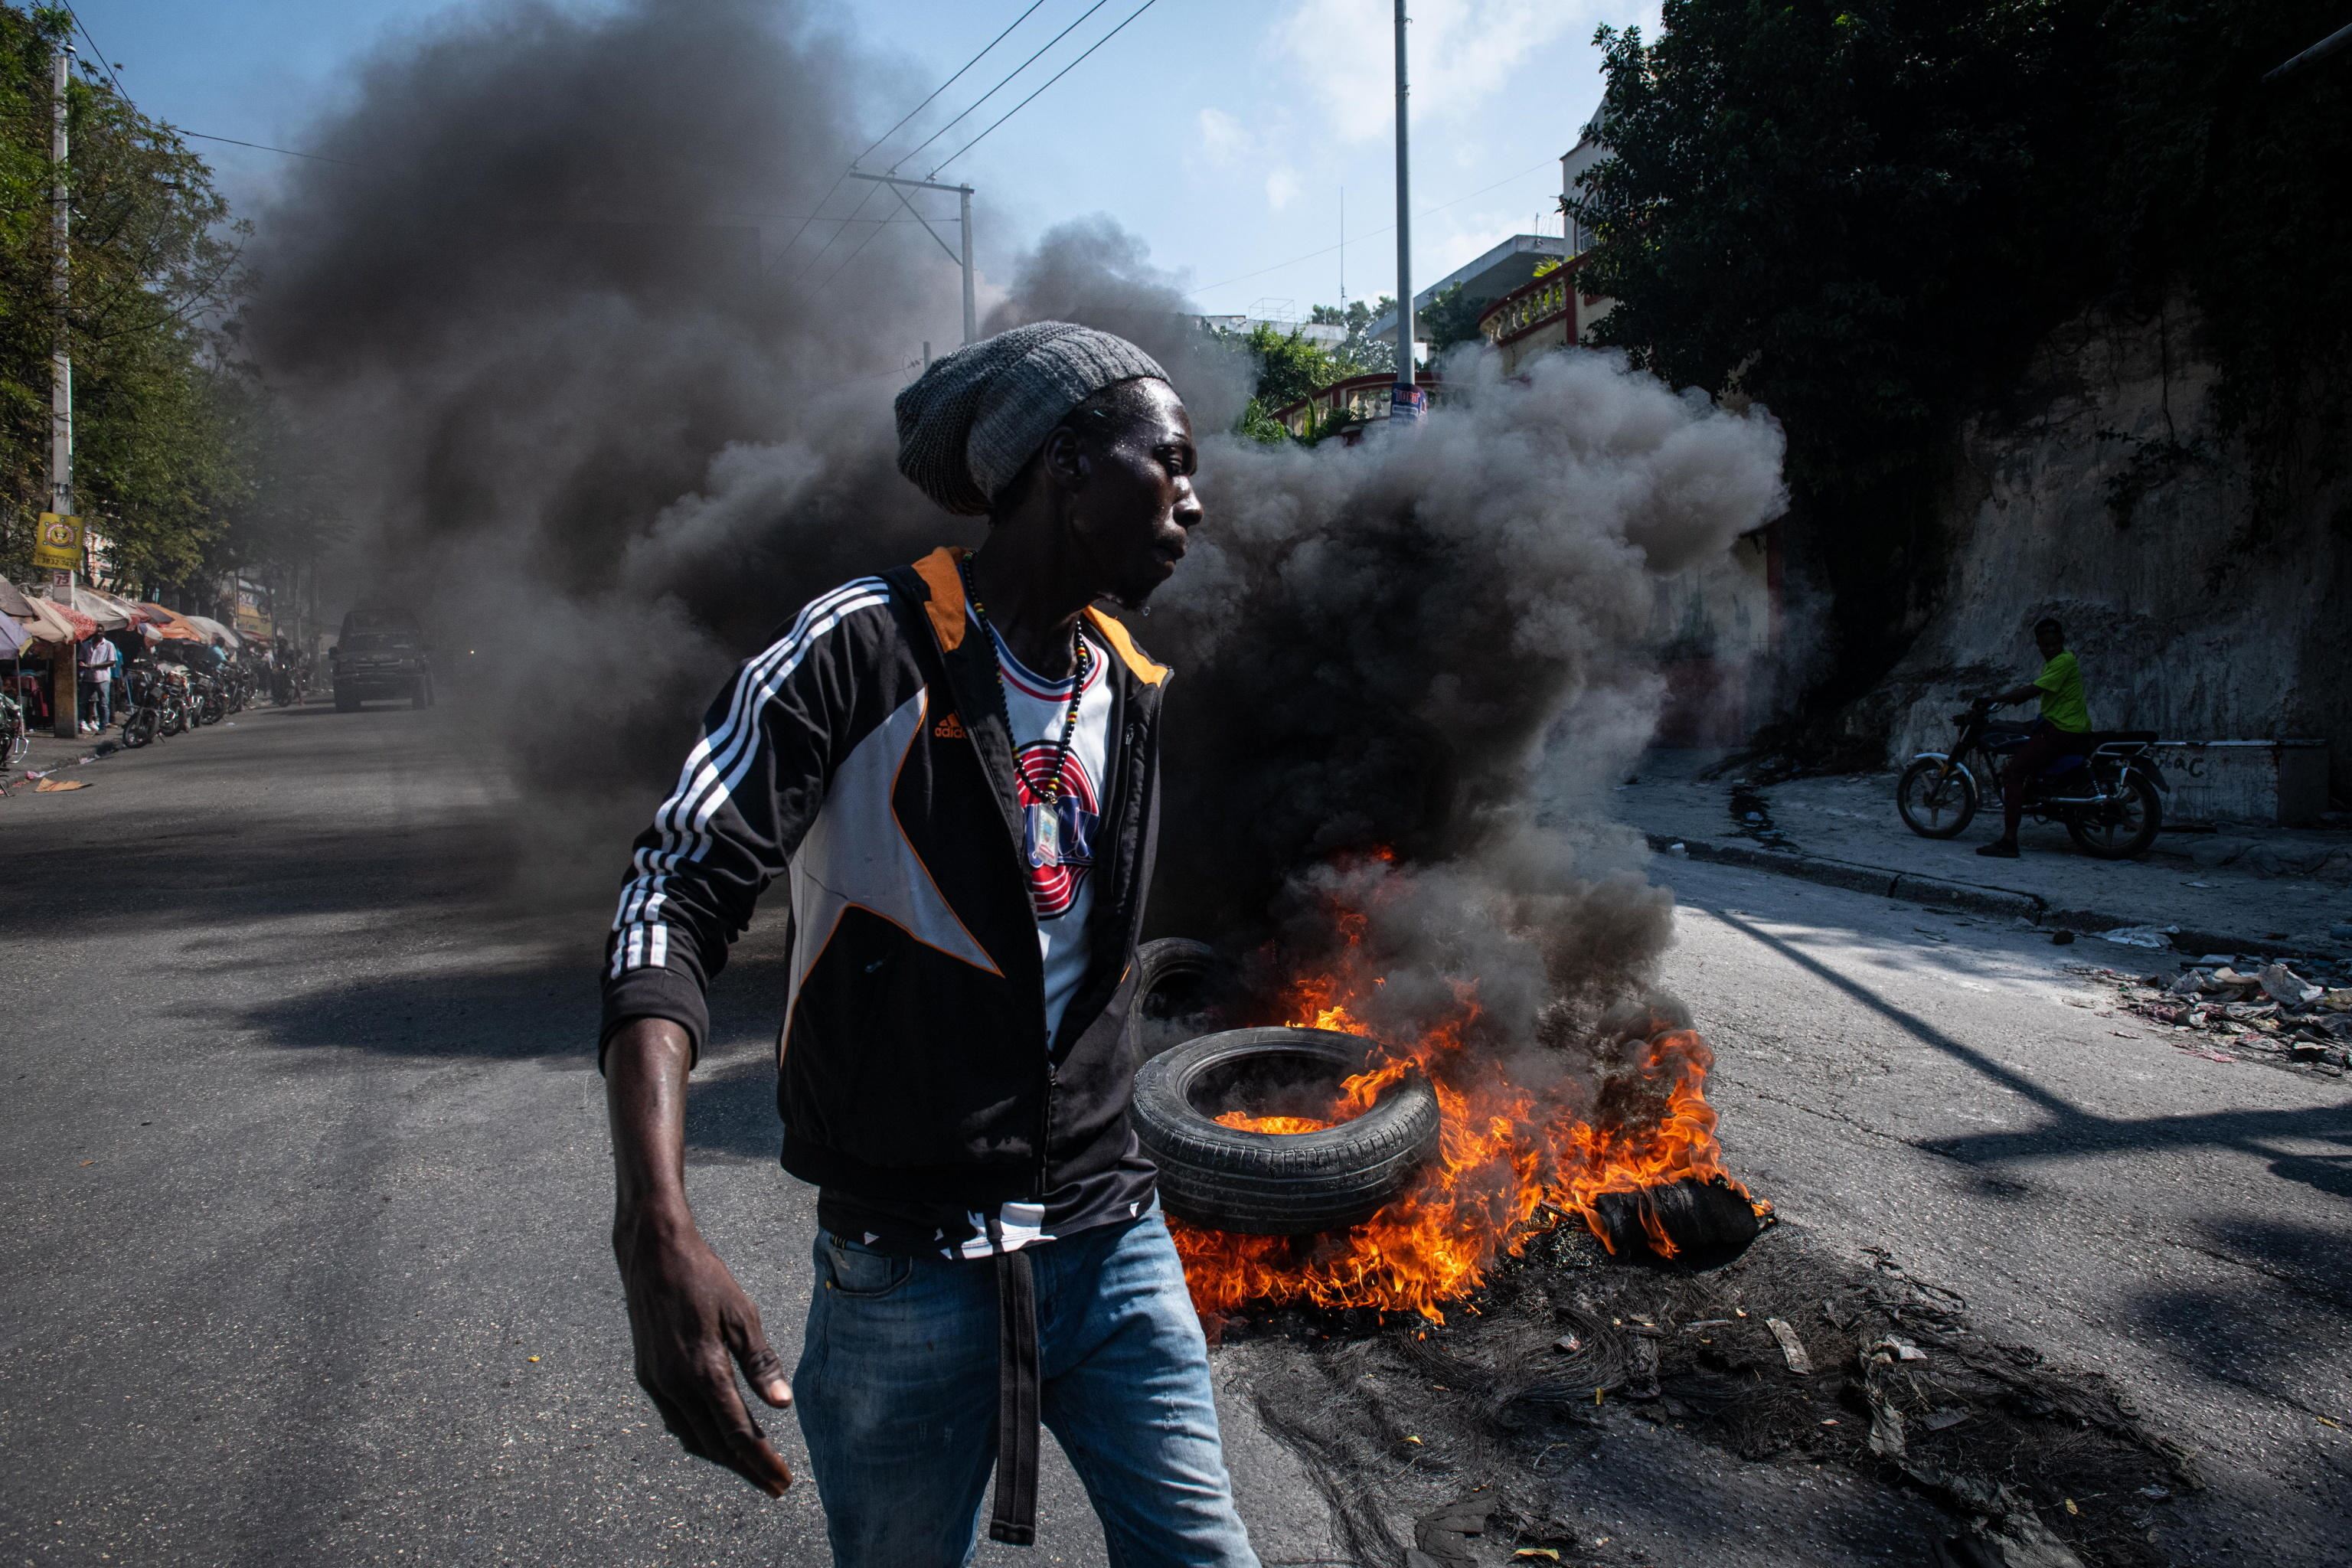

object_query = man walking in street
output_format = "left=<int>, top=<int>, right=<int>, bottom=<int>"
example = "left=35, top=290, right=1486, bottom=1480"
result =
left=1977, top=616, right=2091, bottom=858
left=596, top=323, right=1257, bottom=1567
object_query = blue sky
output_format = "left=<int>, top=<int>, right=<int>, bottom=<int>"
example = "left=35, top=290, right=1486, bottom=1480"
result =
left=64, top=0, right=1655, bottom=317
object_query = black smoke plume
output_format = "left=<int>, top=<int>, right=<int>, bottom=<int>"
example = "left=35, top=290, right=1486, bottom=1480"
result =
left=243, top=0, right=1788, bottom=1058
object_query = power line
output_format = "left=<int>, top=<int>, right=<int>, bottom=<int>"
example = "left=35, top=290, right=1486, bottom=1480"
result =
left=778, top=0, right=1048, bottom=269
left=887, top=0, right=1114, bottom=175
left=179, top=129, right=354, bottom=167
left=1188, top=159, right=1560, bottom=298
left=57, top=1, right=127, bottom=100
left=857, top=0, right=1050, bottom=166
left=929, top=0, right=1161, bottom=178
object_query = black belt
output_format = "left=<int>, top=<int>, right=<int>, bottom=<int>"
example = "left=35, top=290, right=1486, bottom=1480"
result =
left=989, top=1245, right=1040, bottom=1546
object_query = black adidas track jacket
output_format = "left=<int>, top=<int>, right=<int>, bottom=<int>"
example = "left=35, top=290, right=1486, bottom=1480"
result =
left=599, top=547, right=1169, bottom=1213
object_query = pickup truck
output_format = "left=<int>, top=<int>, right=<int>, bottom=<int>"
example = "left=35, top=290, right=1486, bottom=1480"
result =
left=331, top=609, right=434, bottom=711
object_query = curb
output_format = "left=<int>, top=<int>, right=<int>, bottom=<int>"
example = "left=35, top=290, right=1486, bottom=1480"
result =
left=1644, top=832, right=2344, bottom=962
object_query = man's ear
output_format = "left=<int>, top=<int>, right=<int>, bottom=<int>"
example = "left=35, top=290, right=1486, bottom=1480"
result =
left=1039, top=424, right=1089, bottom=493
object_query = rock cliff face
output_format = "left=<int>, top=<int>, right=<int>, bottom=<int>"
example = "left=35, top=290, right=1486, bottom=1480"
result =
left=1872, top=297, right=2350, bottom=799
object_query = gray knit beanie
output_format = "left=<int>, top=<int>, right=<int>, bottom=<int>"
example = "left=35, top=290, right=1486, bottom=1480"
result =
left=893, top=321, right=1170, bottom=516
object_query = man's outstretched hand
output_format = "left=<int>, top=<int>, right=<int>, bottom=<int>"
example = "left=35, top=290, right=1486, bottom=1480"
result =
left=615, top=1208, right=795, bottom=1496
left=605, top=1017, right=793, bottom=1498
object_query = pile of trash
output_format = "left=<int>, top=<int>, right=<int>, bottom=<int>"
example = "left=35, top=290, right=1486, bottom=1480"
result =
left=2082, top=956, right=2352, bottom=1071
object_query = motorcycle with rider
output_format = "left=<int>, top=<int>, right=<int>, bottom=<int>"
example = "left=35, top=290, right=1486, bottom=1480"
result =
left=1896, top=617, right=2166, bottom=859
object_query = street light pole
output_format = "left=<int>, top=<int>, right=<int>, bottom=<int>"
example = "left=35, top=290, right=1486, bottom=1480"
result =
left=1390, top=1, right=1422, bottom=421
left=48, top=43, right=79, bottom=737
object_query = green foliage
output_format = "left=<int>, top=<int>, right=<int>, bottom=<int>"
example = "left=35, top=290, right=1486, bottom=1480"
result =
left=1571, top=0, right=2352, bottom=697
left=0, top=2, right=278, bottom=594
left=1310, top=296, right=1398, bottom=374
left=1419, top=283, right=1488, bottom=354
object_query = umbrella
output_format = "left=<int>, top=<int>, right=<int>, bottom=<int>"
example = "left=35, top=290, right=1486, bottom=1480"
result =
left=138, top=604, right=205, bottom=642
left=15, top=596, right=74, bottom=647
left=68, top=585, right=132, bottom=632
left=185, top=614, right=241, bottom=649
left=24, top=596, right=97, bottom=644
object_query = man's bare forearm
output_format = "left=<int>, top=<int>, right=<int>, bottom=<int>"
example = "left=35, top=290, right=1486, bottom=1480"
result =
left=606, top=1018, right=697, bottom=1230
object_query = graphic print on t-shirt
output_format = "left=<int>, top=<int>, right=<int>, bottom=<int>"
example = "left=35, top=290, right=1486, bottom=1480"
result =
left=1014, top=737, right=1099, bottom=917
left=979, top=616, right=1113, bottom=1043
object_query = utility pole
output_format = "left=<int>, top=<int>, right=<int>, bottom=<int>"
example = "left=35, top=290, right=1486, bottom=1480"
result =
left=847, top=171, right=978, bottom=345
left=47, top=43, right=79, bottom=737
left=959, top=185, right=977, bottom=345
left=1339, top=186, right=1345, bottom=305
left=1390, top=1, right=1422, bottom=422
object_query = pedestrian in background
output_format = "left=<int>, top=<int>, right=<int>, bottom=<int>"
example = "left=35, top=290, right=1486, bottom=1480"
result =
left=79, top=635, right=111, bottom=734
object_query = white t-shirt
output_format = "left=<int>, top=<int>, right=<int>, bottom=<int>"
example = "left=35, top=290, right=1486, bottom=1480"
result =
left=979, top=617, right=1113, bottom=1044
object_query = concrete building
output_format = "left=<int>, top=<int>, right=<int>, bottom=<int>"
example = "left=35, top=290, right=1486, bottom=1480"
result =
left=1364, top=232, right=1567, bottom=348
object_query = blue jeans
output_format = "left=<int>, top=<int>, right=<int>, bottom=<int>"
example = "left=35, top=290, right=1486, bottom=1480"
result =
left=794, top=1204, right=1259, bottom=1568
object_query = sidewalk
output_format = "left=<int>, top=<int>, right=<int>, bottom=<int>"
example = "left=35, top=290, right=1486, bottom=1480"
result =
left=1621, top=750, right=2352, bottom=959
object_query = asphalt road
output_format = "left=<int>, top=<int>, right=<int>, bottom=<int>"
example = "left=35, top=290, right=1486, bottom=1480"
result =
left=3, top=702, right=2345, bottom=1566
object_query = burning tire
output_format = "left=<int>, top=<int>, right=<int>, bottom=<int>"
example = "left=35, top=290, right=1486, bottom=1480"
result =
left=1132, top=1027, right=1441, bottom=1236
left=1123, top=937, right=1220, bottom=1062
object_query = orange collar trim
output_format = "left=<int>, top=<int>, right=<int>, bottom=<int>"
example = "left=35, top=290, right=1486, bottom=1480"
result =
left=1083, top=605, right=1170, bottom=688
left=910, top=546, right=969, bottom=654
left=910, top=544, right=1170, bottom=688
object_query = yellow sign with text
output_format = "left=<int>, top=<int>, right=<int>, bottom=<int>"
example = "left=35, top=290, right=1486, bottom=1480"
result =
left=30, top=511, right=83, bottom=572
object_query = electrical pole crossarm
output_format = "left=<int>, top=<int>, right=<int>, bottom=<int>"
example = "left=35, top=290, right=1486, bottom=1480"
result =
left=843, top=170, right=978, bottom=345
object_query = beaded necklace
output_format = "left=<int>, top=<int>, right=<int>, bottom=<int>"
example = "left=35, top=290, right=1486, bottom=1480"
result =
left=960, top=557, right=1090, bottom=870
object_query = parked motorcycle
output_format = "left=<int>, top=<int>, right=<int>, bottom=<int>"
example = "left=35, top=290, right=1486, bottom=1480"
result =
left=119, top=657, right=185, bottom=748
left=0, top=685, right=24, bottom=769
left=1897, top=700, right=2166, bottom=858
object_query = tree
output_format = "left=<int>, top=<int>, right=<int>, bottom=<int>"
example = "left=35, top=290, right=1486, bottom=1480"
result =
left=1311, top=296, right=1397, bottom=375
left=0, top=2, right=258, bottom=592
left=1418, top=283, right=1486, bottom=354
left=1570, top=0, right=2352, bottom=721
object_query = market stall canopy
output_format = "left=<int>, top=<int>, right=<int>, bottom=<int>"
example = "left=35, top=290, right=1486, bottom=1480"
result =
left=0, top=609, right=27, bottom=655
left=138, top=603, right=205, bottom=642
left=67, top=585, right=132, bottom=632
left=184, top=614, right=241, bottom=649
left=18, top=594, right=89, bottom=646
left=0, top=573, right=34, bottom=619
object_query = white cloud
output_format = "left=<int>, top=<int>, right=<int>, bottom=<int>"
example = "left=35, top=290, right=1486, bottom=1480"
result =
left=1272, top=0, right=1610, bottom=144
left=1266, top=167, right=1302, bottom=211
left=1196, top=106, right=1250, bottom=165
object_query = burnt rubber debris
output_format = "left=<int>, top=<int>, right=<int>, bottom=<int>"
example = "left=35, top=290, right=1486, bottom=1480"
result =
left=1227, top=1225, right=2195, bottom=1568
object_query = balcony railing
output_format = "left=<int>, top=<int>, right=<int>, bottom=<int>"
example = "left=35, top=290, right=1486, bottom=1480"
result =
left=1477, top=256, right=1590, bottom=347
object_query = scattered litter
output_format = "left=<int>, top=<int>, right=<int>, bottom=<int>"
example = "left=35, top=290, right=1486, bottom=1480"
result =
left=527, top=1354, right=541, bottom=1363
left=2184, top=880, right=2213, bottom=888
left=1665, top=841, right=1687, bottom=857
left=1866, top=1390, right=1906, bottom=1459
left=32, top=778, right=90, bottom=792
left=2323, top=991, right=2352, bottom=1012
left=1766, top=1317, right=1813, bottom=1375
left=2062, top=1498, right=2078, bottom=1516
left=1553, top=1334, right=1581, bottom=1353
left=2259, top=963, right=2324, bottom=1008
left=2138, top=1486, right=2171, bottom=1501
left=1867, top=1334, right=1929, bottom=1364
left=1514, top=1552, right=1560, bottom=1563
left=2050, top=929, right=2076, bottom=946
left=2096, top=924, right=2178, bottom=950
left=1922, top=1408, right=1970, bottom=1432
left=2318, top=1415, right=2341, bottom=1429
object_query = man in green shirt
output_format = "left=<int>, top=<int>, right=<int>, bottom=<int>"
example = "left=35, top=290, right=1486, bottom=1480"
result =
left=1975, top=617, right=2090, bottom=858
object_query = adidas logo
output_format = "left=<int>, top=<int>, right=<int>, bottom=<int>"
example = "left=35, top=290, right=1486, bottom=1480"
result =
left=933, top=712, right=966, bottom=740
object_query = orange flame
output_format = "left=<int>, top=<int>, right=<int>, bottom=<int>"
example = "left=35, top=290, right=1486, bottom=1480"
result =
left=1169, top=871, right=1763, bottom=1323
